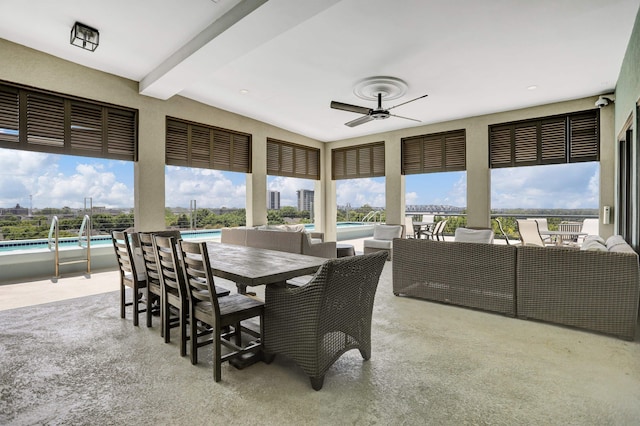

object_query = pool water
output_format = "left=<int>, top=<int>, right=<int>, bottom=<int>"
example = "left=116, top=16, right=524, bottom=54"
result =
left=0, top=222, right=372, bottom=253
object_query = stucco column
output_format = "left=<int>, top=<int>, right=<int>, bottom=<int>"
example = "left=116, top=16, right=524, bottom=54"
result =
left=324, top=144, right=338, bottom=242
left=599, top=104, right=615, bottom=238
left=247, top=131, right=267, bottom=227
left=385, top=135, right=404, bottom=226
left=134, top=109, right=166, bottom=231
left=466, top=122, right=491, bottom=228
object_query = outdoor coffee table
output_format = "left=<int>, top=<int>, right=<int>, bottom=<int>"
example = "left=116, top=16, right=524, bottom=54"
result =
left=336, top=243, right=355, bottom=257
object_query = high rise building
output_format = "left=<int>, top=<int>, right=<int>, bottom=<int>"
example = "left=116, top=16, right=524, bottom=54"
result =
left=267, top=190, right=280, bottom=210
left=297, top=189, right=314, bottom=212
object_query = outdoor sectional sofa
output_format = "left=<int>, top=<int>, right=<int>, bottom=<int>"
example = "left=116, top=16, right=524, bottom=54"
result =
left=221, top=226, right=336, bottom=258
left=392, top=237, right=640, bottom=340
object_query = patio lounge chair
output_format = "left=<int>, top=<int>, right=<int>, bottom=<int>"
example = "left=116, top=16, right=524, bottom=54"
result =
left=516, top=219, right=545, bottom=247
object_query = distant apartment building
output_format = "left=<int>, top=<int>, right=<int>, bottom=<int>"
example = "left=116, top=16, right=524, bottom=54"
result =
left=267, top=190, right=280, bottom=210
left=297, top=189, right=314, bottom=212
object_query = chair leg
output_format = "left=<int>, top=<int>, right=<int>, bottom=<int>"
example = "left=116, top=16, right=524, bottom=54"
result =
left=310, top=376, right=325, bottom=391
left=146, top=289, right=153, bottom=328
left=213, top=326, right=222, bottom=382
left=133, top=287, right=139, bottom=326
left=179, top=309, right=187, bottom=357
left=189, top=316, right=198, bottom=365
left=359, top=348, right=371, bottom=361
left=262, top=353, right=276, bottom=364
left=234, top=321, right=242, bottom=346
left=163, top=300, right=171, bottom=344
left=120, top=284, right=125, bottom=319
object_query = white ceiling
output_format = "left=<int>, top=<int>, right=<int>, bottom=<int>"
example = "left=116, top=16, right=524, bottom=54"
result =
left=1, top=0, right=639, bottom=142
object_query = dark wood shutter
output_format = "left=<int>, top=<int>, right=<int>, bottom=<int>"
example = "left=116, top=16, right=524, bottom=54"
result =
left=332, top=141, right=385, bottom=180
left=489, top=109, right=599, bottom=168
left=0, top=82, right=137, bottom=161
left=266, top=138, right=320, bottom=180
left=568, top=112, right=599, bottom=162
left=165, top=117, right=251, bottom=173
left=401, top=129, right=466, bottom=175
left=0, top=86, right=19, bottom=145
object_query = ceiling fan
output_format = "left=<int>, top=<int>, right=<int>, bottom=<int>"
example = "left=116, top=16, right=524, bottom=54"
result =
left=330, top=92, right=428, bottom=127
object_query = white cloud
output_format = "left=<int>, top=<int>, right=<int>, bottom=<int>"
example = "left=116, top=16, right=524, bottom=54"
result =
left=336, top=178, right=385, bottom=207
left=166, top=166, right=246, bottom=208
left=0, top=150, right=135, bottom=209
left=491, top=163, right=599, bottom=209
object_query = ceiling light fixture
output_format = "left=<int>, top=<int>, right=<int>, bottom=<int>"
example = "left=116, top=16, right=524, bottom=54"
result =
left=240, top=89, right=249, bottom=94
left=527, top=85, right=538, bottom=90
left=70, top=22, right=99, bottom=52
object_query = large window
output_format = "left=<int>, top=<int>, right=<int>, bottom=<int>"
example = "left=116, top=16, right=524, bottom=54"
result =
left=0, top=148, right=134, bottom=240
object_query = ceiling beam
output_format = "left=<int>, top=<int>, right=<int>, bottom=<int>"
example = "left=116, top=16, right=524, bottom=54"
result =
left=139, top=0, right=342, bottom=100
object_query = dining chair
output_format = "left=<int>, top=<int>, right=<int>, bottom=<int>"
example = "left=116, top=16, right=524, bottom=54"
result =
left=179, top=240, right=264, bottom=382
left=404, top=216, right=416, bottom=238
left=494, top=218, right=512, bottom=245
left=111, top=230, right=147, bottom=326
left=529, top=218, right=552, bottom=244
left=417, top=214, right=435, bottom=239
left=516, top=219, right=545, bottom=247
left=153, top=234, right=190, bottom=356
left=558, top=221, right=582, bottom=246
left=433, top=219, right=448, bottom=241
left=263, top=251, right=388, bottom=390
left=138, top=230, right=182, bottom=333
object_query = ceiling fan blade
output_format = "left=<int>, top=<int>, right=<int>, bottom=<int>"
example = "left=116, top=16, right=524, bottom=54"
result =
left=387, top=93, right=429, bottom=111
left=345, top=115, right=374, bottom=127
left=331, top=101, right=371, bottom=115
left=389, top=113, right=421, bottom=123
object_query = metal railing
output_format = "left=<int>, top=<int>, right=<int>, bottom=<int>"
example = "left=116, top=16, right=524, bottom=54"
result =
left=48, top=215, right=92, bottom=278
left=362, top=210, right=383, bottom=222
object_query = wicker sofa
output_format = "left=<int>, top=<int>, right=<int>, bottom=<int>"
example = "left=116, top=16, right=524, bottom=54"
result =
left=392, top=236, right=640, bottom=340
left=517, top=239, right=639, bottom=340
left=221, top=226, right=336, bottom=258
left=392, top=239, right=518, bottom=316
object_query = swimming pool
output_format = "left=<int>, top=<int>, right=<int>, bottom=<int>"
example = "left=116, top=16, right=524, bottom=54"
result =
left=0, top=222, right=376, bottom=253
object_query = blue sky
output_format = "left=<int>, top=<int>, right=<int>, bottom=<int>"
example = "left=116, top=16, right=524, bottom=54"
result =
left=0, top=148, right=599, bottom=210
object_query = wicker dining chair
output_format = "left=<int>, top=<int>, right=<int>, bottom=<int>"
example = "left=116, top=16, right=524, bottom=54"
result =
left=111, top=230, right=147, bottom=326
left=263, top=251, right=388, bottom=390
left=179, top=240, right=264, bottom=382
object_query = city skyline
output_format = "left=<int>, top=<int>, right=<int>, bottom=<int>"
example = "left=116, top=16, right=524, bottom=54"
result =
left=0, top=149, right=599, bottom=211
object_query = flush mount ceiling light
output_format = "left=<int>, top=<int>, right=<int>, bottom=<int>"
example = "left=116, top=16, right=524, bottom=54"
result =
left=70, top=22, right=99, bottom=52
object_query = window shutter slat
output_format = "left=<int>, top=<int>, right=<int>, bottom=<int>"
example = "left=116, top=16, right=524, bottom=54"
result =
left=0, top=82, right=137, bottom=160
left=266, top=140, right=280, bottom=175
left=26, top=93, right=65, bottom=148
left=70, top=101, right=102, bottom=153
left=402, top=130, right=465, bottom=174
left=231, top=134, right=250, bottom=171
left=401, top=137, right=422, bottom=175
left=514, top=123, right=538, bottom=164
left=106, top=109, right=136, bottom=159
left=332, top=141, right=385, bottom=180
left=489, top=126, right=512, bottom=168
left=489, top=109, right=598, bottom=169
left=190, top=125, right=211, bottom=168
left=569, top=112, right=599, bottom=162
left=444, top=130, right=466, bottom=171
left=540, top=118, right=566, bottom=163
left=266, top=138, right=320, bottom=179
left=212, top=130, right=231, bottom=170
left=0, top=87, right=19, bottom=145
left=166, top=119, right=188, bottom=166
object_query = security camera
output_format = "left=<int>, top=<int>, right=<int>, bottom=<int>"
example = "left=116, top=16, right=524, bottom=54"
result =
left=595, top=94, right=615, bottom=108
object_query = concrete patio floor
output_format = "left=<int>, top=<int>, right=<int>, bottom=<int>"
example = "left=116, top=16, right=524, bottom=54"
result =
left=0, top=237, right=639, bottom=425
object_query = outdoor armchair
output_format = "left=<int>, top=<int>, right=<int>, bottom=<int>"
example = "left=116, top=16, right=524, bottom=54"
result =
left=263, top=251, right=388, bottom=390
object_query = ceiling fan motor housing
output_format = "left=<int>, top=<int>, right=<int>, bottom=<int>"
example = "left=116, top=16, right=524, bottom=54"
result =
left=371, top=110, right=390, bottom=120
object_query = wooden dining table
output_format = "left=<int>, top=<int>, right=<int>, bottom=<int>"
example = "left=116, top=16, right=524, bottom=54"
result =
left=204, top=242, right=327, bottom=294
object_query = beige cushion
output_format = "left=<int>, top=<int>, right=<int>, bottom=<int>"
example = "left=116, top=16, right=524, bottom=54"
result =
left=363, top=239, right=392, bottom=249
left=583, top=235, right=605, bottom=245
left=454, top=228, right=494, bottom=244
left=581, top=239, right=608, bottom=251
left=605, top=235, right=628, bottom=250
left=373, top=224, right=403, bottom=240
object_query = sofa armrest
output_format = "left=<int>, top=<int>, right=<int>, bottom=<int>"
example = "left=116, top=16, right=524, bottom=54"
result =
left=309, top=232, right=324, bottom=242
left=302, top=236, right=336, bottom=258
